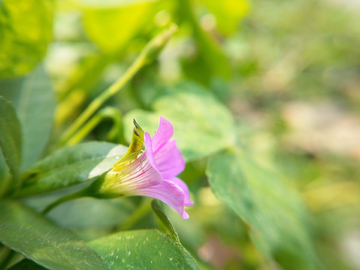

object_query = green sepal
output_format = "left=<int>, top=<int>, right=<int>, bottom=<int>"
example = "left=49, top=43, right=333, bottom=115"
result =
left=112, top=119, right=144, bottom=171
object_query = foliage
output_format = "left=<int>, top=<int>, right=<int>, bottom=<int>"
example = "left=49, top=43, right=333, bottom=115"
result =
left=1, top=0, right=360, bottom=269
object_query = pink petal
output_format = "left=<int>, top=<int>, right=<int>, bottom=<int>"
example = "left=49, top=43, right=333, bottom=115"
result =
left=144, top=132, right=159, bottom=172
left=168, top=177, right=194, bottom=206
left=134, top=179, right=189, bottom=219
left=152, top=117, right=174, bottom=153
left=154, top=139, right=185, bottom=179
left=103, top=152, right=163, bottom=195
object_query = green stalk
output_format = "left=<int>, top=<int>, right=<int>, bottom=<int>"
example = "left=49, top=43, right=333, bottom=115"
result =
left=0, top=249, right=16, bottom=269
left=58, top=25, right=177, bottom=147
left=65, top=107, right=122, bottom=146
left=42, top=188, right=90, bottom=215
left=117, top=198, right=152, bottom=231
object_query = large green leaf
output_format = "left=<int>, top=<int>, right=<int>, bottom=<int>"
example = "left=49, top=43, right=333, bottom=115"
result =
left=17, top=142, right=127, bottom=197
left=0, top=96, right=22, bottom=191
left=87, top=229, right=199, bottom=270
left=0, top=66, right=55, bottom=171
left=0, top=0, right=54, bottom=78
left=207, top=152, right=318, bottom=270
left=0, top=199, right=107, bottom=270
left=123, top=82, right=235, bottom=162
left=79, top=0, right=163, bottom=55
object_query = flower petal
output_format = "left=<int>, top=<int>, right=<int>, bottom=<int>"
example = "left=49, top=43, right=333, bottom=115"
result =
left=152, top=116, right=174, bottom=153
left=144, top=132, right=159, bottom=172
left=154, top=139, right=185, bottom=178
left=133, top=179, right=189, bottom=219
left=97, top=151, right=163, bottom=196
left=168, top=177, right=194, bottom=206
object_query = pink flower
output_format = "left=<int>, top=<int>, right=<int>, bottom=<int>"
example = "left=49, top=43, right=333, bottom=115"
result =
left=97, top=117, right=193, bottom=219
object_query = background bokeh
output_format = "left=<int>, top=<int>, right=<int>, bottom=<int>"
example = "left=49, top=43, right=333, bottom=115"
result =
left=1, top=0, right=360, bottom=269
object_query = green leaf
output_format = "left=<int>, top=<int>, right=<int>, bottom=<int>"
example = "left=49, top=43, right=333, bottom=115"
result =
left=0, top=0, right=54, bottom=78
left=18, top=66, right=55, bottom=171
left=80, top=0, right=163, bottom=55
left=0, top=199, right=107, bottom=270
left=0, top=76, right=24, bottom=106
left=47, top=197, right=134, bottom=229
left=123, top=81, right=235, bottom=162
left=8, top=259, right=47, bottom=270
left=87, top=230, right=200, bottom=270
left=17, top=142, right=127, bottom=197
left=206, top=152, right=318, bottom=270
left=0, top=66, right=55, bottom=171
left=0, top=96, right=22, bottom=191
left=0, top=148, right=10, bottom=195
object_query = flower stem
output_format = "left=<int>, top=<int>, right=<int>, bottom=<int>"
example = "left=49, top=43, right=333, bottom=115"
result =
left=117, top=198, right=152, bottom=231
left=65, top=107, right=123, bottom=146
left=0, top=249, right=16, bottom=269
left=42, top=188, right=90, bottom=215
left=58, top=25, right=177, bottom=147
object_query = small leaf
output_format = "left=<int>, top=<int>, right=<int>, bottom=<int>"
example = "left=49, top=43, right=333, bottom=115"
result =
left=207, top=152, right=318, bottom=270
left=124, top=81, right=236, bottom=162
left=0, top=0, right=54, bottom=78
left=17, top=142, right=127, bottom=197
left=0, top=199, right=107, bottom=270
left=151, top=199, right=180, bottom=242
left=8, top=259, right=47, bottom=270
left=0, top=96, right=22, bottom=190
left=87, top=230, right=200, bottom=270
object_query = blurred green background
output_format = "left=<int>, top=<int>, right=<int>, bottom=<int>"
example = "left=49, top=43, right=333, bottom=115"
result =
left=1, top=0, right=360, bottom=269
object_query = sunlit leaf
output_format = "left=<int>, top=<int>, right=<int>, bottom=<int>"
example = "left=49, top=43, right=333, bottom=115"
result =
left=207, top=152, right=318, bottom=270
left=200, top=0, right=249, bottom=35
left=179, top=0, right=231, bottom=85
left=87, top=229, right=199, bottom=270
left=0, top=0, right=54, bottom=78
left=17, top=142, right=127, bottom=197
left=79, top=0, right=163, bottom=55
left=0, top=96, right=22, bottom=191
left=0, top=199, right=107, bottom=270
left=123, top=81, right=235, bottom=161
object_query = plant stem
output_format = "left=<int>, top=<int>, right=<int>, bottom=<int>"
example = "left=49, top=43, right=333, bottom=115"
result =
left=58, top=25, right=177, bottom=147
left=42, top=188, right=90, bottom=215
left=0, top=249, right=16, bottom=270
left=65, top=107, right=122, bottom=146
left=58, top=57, right=143, bottom=146
left=117, top=198, right=152, bottom=231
